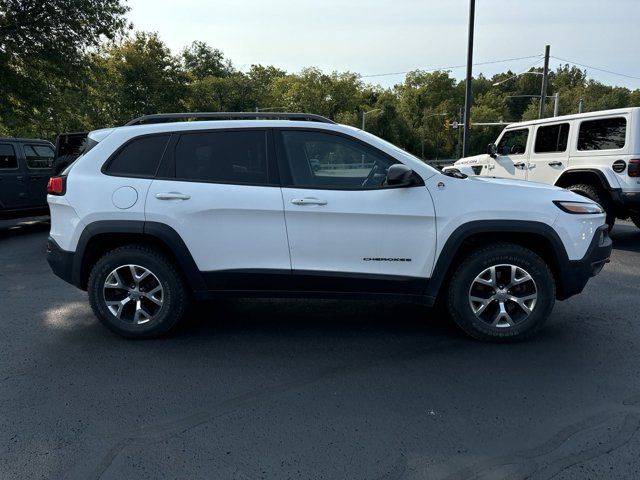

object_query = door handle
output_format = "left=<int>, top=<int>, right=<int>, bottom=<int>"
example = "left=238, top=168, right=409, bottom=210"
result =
left=513, top=162, right=526, bottom=169
left=155, top=192, right=191, bottom=200
left=29, top=176, right=41, bottom=181
left=291, top=197, right=327, bottom=206
left=548, top=161, right=563, bottom=167
left=16, top=176, right=24, bottom=182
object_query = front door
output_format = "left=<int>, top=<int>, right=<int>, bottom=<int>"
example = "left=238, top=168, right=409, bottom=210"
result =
left=22, top=143, right=55, bottom=207
left=277, top=129, right=436, bottom=292
left=492, top=127, right=530, bottom=180
left=145, top=129, right=291, bottom=285
left=0, top=143, right=29, bottom=211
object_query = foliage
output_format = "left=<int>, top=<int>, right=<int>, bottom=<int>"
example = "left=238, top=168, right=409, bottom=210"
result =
left=0, top=0, right=130, bottom=137
left=1, top=3, right=639, bottom=159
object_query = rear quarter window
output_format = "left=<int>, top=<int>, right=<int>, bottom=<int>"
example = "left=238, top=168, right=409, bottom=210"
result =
left=24, top=144, right=55, bottom=169
left=105, top=134, right=170, bottom=177
left=577, top=117, right=626, bottom=151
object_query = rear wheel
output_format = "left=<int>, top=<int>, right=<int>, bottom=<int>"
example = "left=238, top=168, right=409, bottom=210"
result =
left=88, top=245, right=188, bottom=338
left=568, top=183, right=615, bottom=230
left=446, top=243, right=555, bottom=342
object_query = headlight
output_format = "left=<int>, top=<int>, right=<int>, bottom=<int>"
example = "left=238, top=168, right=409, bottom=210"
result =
left=553, top=200, right=604, bottom=214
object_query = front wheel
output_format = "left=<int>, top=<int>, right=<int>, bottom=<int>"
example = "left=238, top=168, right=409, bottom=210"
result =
left=446, top=243, right=556, bottom=342
left=88, top=245, right=188, bottom=338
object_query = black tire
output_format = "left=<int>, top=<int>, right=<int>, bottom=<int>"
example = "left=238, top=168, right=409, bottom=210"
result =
left=88, top=245, right=188, bottom=338
left=446, top=243, right=556, bottom=342
left=630, top=213, right=640, bottom=230
left=567, top=183, right=615, bottom=230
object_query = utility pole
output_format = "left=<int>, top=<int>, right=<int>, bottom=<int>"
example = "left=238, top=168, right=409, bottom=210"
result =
left=361, top=108, right=381, bottom=131
left=457, top=107, right=463, bottom=159
left=553, top=93, right=559, bottom=117
left=578, top=98, right=583, bottom=113
left=538, top=44, right=550, bottom=118
left=462, top=0, right=475, bottom=157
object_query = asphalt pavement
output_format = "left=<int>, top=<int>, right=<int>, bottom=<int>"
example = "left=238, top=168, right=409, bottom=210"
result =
left=1, top=217, right=639, bottom=480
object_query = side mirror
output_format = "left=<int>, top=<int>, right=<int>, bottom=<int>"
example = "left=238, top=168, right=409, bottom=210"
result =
left=386, top=164, right=414, bottom=186
left=487, top=143, right=497, bottom=158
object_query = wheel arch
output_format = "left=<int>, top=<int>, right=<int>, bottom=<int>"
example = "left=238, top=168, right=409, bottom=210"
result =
left=427, top=221, right=572, bottom=301
left=554, top=168, right=615, bottom=191
left=73, top=220, right=205, bottom=292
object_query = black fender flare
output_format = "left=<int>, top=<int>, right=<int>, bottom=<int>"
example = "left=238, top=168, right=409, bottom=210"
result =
left=425, top=220, right=573, bottom=300
left=72, top=220, right=205, bottom=291
left=554, top=168, right=615, bottom=190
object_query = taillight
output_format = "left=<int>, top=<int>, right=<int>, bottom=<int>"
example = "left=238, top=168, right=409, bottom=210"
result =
left=629, top=159, right=640, bottom=177
left=47, top=176, right=67, bottom=195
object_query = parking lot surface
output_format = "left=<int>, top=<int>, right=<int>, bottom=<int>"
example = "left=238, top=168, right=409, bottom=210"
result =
left=1, top=218, right=639, bottom=480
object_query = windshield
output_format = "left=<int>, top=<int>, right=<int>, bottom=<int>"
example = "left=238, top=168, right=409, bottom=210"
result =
left=358, top=131, right=439, bottom=175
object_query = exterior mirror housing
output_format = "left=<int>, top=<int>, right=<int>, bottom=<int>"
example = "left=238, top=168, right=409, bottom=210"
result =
left=386, top=164, right=414, bottom=186
left=487, top=143, right=497, bottom=158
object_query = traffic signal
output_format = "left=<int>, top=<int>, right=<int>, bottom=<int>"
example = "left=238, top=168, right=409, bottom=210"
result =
left=444, top=119, right=450, bottom=130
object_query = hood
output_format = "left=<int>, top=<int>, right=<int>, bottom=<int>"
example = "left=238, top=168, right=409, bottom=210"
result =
left=454, top=154, right=491, bottom=166
left=468, top=175, right=567, bottom=193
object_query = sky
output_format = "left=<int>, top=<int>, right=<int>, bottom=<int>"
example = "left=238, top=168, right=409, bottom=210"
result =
left=127, top=0, right=640, bottom=90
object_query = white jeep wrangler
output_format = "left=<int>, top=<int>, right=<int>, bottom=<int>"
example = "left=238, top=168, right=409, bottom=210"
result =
left=445, top=107, right=640, bottom=230
left=46, top=112, right=611, bottom=342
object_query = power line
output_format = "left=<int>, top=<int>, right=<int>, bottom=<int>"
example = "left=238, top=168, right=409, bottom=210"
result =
left=551, top=56, right=640, bottom=81
left=492, top=58, right=545, bottom=85
left=360, top=54, right=542, bottom=78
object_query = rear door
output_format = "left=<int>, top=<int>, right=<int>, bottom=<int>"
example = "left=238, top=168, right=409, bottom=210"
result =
left=277, top=128, right=436, bottom=291
left=22, top=142, right=55, bottom=207
left=145, top=129, right=291, bottom=284
left=527, top=122, right=570, bottom=184
left=0, top=142, right=29, bottom=211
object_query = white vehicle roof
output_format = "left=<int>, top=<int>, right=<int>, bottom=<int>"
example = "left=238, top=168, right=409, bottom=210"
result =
left=501, top=106, right=640, bottom=130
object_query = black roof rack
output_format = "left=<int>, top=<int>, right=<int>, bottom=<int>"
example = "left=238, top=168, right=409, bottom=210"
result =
left=124, top=112, right=336, bottom=126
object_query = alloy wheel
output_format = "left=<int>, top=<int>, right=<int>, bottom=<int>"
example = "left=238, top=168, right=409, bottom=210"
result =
left=468, top=264, right=537, bottom=328
left=103, top=264, right=164, bottom=325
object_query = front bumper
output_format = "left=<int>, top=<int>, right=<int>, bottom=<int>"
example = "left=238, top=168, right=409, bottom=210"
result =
left=46, top=236, right=76, bottom=286
left=557, top=225, right=612, bottom=300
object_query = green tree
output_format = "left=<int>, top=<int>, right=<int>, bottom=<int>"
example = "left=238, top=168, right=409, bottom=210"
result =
left=0, top=0, right=130, bottom=136
left=181, top=41, right=233, bottom=79
left=89, top=32, right=188, bottom=126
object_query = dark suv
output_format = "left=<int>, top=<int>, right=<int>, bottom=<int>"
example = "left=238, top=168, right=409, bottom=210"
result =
left=0, top=137, right=55, bottom=219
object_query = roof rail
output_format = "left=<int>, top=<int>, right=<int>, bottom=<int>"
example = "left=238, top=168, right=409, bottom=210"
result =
left=124, top=112, right=336, bottom=126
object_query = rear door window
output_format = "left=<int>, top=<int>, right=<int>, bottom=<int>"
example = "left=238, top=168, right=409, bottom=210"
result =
left=105, top=134, right=170, bottom=177
left=577, top=117, right=626, bottom=151
left=0, top=144, right=18, bottom=169
left=534, top=123, right=570, bottom=153
left=174, top=130, right=269, bottom=184
left=23, top=144, right=55, bottom=169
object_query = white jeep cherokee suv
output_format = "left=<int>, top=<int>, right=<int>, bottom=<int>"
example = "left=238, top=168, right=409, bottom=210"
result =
left=46, top=112, right=612, bottom=341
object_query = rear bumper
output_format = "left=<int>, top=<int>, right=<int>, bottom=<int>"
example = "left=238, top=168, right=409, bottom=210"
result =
left=619, top=191, right=640, bottom=213
left=46, top=236, right=78, bottom=287
left=557, top=225, right=612, bottom=300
